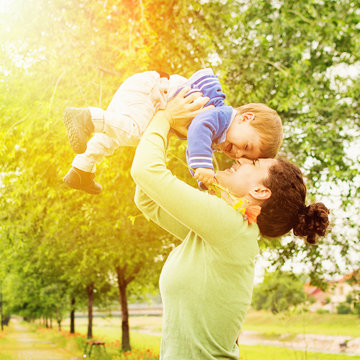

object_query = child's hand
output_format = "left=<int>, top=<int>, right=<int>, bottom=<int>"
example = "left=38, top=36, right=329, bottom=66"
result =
left=194, top=168, right=215, bottom=188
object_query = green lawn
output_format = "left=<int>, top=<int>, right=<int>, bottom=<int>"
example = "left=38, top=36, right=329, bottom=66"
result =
left=62, top=315, right=161, bottom=352
left=34, top=321, right=360, bottom=360
left=2, top=314, right=358, bottom=360
left=239, top=345, right=360, bottom=360
left=59, top=312, right=360, bottom=360
left=242, top=310, right=360, bottom=337
left=62, top=311, right=360, bottom=340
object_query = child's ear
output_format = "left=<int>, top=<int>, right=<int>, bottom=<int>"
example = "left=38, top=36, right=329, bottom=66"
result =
left=238, top=112, right=255, bottom=123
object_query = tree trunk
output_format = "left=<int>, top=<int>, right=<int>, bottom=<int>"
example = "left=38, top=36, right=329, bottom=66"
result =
left=87, top=283, right=94, bottom=339
left=70, top=297, right=76, bottom=334
left=55, top=307, right=62, bottom=331
left=45, top=317, right=49, bottom=328
left=50, top=317, right=53, bottom=329
left=115, top=266, right=131, bottom=351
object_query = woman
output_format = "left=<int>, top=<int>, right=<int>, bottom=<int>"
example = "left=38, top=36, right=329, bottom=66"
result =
left=131, top=88, right=329, bottom=359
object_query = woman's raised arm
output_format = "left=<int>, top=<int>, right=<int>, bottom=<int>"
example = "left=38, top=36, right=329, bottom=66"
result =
left=134, top=185, right=190, bottom=241
left=131, top=91, right=258, bottom=250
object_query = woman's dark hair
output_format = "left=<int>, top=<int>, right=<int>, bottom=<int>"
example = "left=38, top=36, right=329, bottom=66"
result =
left=257, top=159, right=330, bottom=244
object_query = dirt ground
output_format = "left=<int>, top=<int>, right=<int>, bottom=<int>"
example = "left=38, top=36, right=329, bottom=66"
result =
left=0, top=319, right=81, bottom=360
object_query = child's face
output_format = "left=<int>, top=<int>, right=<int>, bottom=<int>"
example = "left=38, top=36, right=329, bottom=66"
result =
left=219, top=113, right=261, bottom=160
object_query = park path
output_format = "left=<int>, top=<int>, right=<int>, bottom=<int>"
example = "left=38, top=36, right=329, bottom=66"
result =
left=0, top=318, right=81, bottom=360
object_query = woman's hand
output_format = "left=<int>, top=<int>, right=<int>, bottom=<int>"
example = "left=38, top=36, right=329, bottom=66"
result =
left=164, top=87, right=214, bottom=137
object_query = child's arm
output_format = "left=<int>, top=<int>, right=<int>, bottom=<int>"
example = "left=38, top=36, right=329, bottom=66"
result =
left=186, top=106, right=233, bottom=189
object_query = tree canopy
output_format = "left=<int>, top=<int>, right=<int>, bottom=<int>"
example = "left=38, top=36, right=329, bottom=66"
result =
left=252, top=270, right=307, bottom=313
left=0, top=0, right=359, bottom=347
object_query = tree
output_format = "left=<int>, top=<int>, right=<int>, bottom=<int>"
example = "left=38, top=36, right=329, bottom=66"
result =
left=1, top=0, right=360, bottom=349
left=79, top=147, right=175, bottom=350
left=178, top=0, right=360, bottom=285
left=252, top=270, right=307, bottom=313
left=0, top=0, right=177, bottom=349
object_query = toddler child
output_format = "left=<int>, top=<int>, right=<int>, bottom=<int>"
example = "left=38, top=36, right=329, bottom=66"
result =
left=63, top=68, right=283, bottom=194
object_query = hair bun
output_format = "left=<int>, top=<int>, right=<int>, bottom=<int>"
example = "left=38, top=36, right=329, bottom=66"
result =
left=293, top=202, right=330, bottom=245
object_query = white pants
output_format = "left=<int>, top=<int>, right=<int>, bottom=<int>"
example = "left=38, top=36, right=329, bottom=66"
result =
left=72, top=71, right=187, bottom=173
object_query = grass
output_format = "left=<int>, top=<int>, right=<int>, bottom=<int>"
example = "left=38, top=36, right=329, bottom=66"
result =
left=242, top=310, right=360, bottom=337
left=239, top=345, right=360, bottom=360
left=62, top=311, right=360, bottom=340
left=34, top=325, right=159, bottom=360
left=3, top=315, right=359, bottom=360
left=62, top=316, right=162, bottom=354
left=62, top=315, right=162, bottom=344
left=33, top=326, right=360, bottom=360
left=0, top=332, right=12, bottom=360
left=59, top=312, right=360, bottom=360
left=25, top=322, right=360, bottom=360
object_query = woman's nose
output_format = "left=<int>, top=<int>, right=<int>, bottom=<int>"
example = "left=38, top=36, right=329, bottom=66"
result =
left=236, top=158, right=251, bottom=165
left=234, top=148, right=243, bottom=158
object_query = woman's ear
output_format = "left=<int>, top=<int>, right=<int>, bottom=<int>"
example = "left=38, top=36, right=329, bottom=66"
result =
left=249, top=185, right=271, bottom=201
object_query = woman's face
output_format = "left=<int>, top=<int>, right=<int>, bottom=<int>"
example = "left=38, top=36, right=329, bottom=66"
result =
left=215, top=158, right=277, bottom=200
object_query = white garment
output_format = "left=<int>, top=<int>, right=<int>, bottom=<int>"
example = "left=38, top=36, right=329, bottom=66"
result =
left=72, top=71, right=187, bottom=173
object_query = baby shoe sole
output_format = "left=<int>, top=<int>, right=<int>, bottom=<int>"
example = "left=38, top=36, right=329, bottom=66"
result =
left=63, top=109, right=88, bottom=154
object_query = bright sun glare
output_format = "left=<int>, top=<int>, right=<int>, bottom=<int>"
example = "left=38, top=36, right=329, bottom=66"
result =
left=0, top=0, right=16, bottom=15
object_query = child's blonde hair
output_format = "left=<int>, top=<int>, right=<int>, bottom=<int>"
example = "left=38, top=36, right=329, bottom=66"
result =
left=235, top=103, right=283, bottom=158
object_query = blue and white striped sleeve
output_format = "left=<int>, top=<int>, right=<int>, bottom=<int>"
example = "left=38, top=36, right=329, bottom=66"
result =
left=186, top=106, right=234, bottom=173
left=192, top=76, right=226, bottom=107
left=186, top=155, right=214, bottom=170
left=171, top=69, right=226, bottom=108
left=186, top=107, right=227, bottom=173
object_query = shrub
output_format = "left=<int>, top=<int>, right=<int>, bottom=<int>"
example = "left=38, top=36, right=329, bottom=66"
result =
left=336, top=302, right=352, bottom=314
left=315, top=308, right=330, bottom=314
left=252, top=270, right=307, bottom=314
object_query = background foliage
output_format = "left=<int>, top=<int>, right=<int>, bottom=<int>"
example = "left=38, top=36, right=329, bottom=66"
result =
left=252, top=270, right=307, bottom=313
left=0, top=0, right=359, bottom=349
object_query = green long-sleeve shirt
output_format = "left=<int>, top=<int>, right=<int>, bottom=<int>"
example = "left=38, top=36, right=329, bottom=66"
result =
left=131, top=111, right=259, bottom=360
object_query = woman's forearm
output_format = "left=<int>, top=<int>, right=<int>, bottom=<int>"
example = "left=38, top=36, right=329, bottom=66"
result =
left=131, top=110, right=170, bottom=186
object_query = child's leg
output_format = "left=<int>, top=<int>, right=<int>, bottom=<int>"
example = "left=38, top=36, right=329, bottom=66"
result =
left=85, top=71, right=171, bottom=148
left=64, top=71, right=171, bottom=194
left=167, top=74, right=188, bottom=98
left=63, top=167, right=102, bottom=195
left=72, top=133, right=119, bottom=173
left=63, top=133, right=117, bottom=195
left=63, top=108, right=94, bottom=154
left=103, top=71, right=169, bottom=138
